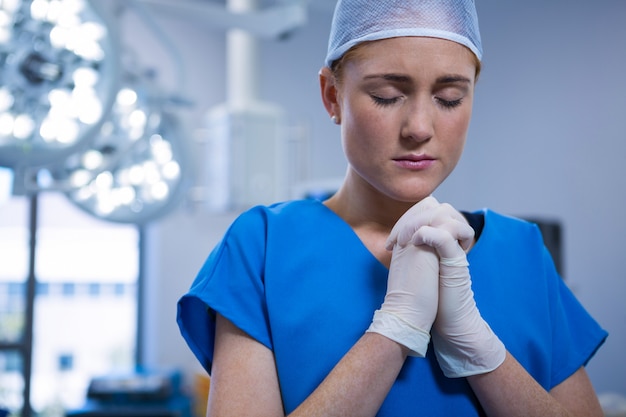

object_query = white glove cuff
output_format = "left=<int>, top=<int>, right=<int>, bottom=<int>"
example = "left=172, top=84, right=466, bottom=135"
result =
left=432, top=324, right=506, bottom=378
left=366, top=310, right=431, bottom=357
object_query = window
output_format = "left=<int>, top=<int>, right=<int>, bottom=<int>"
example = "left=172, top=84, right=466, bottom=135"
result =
left=0, top=192, right=140, bottom=416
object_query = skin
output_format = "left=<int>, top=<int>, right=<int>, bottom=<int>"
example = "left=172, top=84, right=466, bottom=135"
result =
left=206, top=37, right=604, bottom=416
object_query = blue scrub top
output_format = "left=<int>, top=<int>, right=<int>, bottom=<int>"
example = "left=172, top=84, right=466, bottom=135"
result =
left=177, top=199, right=607, bottom=416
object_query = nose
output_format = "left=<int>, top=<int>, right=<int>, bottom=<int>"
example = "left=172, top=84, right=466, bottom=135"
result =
left=400, top=98, right=434, bottom=144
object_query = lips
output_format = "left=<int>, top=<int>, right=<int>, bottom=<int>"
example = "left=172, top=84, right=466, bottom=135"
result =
left=393, top=154, right=435, bottom=170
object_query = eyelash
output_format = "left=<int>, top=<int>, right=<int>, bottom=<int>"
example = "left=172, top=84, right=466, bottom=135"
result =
left=371, top=95, right=400, bottom=107
left=371, top=95, right=464, bottom=109
left=437, top=97, right=463, bottom=109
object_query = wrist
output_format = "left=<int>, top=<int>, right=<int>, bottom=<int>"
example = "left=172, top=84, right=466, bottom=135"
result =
left=367, top=309, right=431, bottom=357
left=432, top=323, right=506, bottom=378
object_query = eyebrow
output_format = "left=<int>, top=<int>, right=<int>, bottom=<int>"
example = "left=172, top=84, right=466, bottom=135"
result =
left=363, top=73, right=471, bottom=85
left=436, top=75, right=472, bottom=84
left=364, top=74, right=411, bottom=83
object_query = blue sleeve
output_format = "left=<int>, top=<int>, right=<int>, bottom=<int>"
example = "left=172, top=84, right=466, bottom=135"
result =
left=176, top=207, right=272, bottom=373
left=470, top=210, right=607, bottom=391
left=544, top=246, right=608, bottom=387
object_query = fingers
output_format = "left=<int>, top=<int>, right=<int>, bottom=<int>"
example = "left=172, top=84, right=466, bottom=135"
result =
left=411, top=225, right=470, bottom=260
left=387, top=198, right=475, bottom=254
left=386, top=195, right=440, bottom=250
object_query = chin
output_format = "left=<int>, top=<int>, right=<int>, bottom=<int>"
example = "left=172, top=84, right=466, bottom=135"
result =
left=387, top=190, right=435, bottom=205
left=395, top=183, right=440, bottom=203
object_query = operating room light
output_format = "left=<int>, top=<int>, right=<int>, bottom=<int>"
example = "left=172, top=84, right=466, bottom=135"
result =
left=0, top=0, right=118, bottom=169
left=0, top=0, right=205, bottom=225
left=48, top=69, right=188, bottom=224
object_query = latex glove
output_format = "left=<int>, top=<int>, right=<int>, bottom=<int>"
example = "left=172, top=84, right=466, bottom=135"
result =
left=391, top=200, right=473, bottom=252
left=366, top=197, right=440, bottom=357
left=410, top=208, right=506, bottom=378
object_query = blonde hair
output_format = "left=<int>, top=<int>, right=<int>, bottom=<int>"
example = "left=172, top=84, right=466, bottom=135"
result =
left=329, top=40, right=482, bottom=85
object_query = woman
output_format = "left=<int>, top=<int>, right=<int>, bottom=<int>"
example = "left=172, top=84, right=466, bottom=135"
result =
left=177, top=0, right=607, bottom=415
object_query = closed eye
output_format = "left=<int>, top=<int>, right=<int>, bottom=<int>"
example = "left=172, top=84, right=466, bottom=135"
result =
left=436, top=97, right=463, bottom=109
left=371, top=95, right=401, bottom=107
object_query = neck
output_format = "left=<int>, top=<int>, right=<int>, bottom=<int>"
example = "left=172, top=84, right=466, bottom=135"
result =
left=323, top=174, right=415, bottom=232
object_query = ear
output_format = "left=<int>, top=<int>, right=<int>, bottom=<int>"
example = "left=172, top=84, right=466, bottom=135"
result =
left=319, top=67, right=341, bottom=121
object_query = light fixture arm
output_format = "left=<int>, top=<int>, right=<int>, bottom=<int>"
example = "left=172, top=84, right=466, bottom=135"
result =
left=135, top=0, right=307, bottom=40
left=122, top=0, right=190, bottom=102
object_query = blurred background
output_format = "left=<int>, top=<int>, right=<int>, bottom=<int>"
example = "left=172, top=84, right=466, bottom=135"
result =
left=0, top=0, right=624, bottom=416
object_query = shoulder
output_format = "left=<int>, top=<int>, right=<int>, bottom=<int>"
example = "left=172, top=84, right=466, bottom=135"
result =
left=237, top=199, right=324, bottom=221
left=481, top=208, right=539, bottom=228
left=224, top=199, right=334, bottom=249
left=465, top=208, right=543, bottom=246
left=229, top=199, right=323, bottom=230
left=466, top=208, right=552, bottom=277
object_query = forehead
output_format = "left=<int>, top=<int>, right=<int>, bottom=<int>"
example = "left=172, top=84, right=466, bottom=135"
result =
left=344, top=36, right=477, bottom=76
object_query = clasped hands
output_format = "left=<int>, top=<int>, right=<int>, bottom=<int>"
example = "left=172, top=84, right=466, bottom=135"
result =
left=367, top=196, right=506, bottom=378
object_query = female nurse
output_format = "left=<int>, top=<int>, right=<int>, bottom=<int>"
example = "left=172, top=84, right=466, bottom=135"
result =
left=177, top=1, right=607, bottom=415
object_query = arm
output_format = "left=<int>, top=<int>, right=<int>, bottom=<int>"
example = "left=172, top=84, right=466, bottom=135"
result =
left=209, top=308, right=605, bottom=417
left=468, top=353, right=603, bottom=417
left=208, top=313, right=409, bottom=417
left=398, top=200, right=604, bottom=417
left=208, top=198, right=444, bottom=416
left=207, top=314, right=284, bottom=416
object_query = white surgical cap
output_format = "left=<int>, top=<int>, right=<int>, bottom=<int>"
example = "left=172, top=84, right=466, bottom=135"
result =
left=325, top=0, right=483, bottom=68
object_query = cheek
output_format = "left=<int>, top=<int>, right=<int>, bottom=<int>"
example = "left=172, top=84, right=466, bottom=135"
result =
left=343, top=117, right=392, bottom=166
left=345, top=97, right=393, bottom=139
left=442, top=113, right=471, bottom=160
left=431, top=106, right=471, bottom=162
left=443, top=102, right=472, bottom=135
left=341, top=101, right=383, bottom=148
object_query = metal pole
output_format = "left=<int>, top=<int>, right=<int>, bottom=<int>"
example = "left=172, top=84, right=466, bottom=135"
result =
left=135, top=225, right=146, bottom=368
left=227, top=0, right=259, bottom=107
left=21, top=193, right=38, bottom=417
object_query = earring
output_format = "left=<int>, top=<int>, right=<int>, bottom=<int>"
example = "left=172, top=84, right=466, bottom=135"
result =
left=331, top=115, right=340, bottom=125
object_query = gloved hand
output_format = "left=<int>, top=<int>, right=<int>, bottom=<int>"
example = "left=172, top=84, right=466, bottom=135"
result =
left=406, top=204, right=507, bottom=378
left=366, top=196, right=440, bottom=357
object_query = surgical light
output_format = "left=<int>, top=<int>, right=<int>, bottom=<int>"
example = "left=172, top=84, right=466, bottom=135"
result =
left=46, top=69, right=189, bottom=224
left=0, top=0, right=119, bottom=169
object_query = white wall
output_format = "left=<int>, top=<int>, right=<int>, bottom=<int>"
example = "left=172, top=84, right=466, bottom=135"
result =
left=128, top=0, right=626, bottom=397
left=438, top=0, right=626, bottom=396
